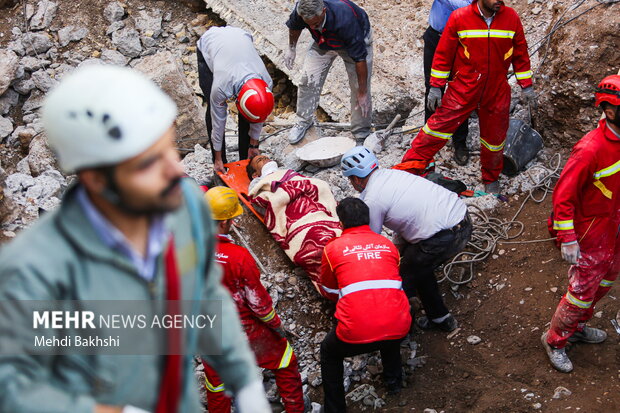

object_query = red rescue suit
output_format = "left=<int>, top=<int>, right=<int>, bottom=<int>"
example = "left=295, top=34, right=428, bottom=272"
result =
left=546, top=120, right=620, bottom=348
left=402, top=1, right=532, bottom=183
left=320, top=225, right=411, bottom=343
left=203, top=235, right=304, bottom=412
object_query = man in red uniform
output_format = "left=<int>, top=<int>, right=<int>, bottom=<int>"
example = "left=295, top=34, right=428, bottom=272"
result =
left=202, top=187, right=305, bottom=411
left=542, top=75, right=620, bottom=373
left=320, top=197, right=411, bottom=412
left=402, top=0, right=537, bottom=193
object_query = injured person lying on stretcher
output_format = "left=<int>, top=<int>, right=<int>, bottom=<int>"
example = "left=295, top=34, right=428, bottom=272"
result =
left=246, top=155, right=342, bottom=289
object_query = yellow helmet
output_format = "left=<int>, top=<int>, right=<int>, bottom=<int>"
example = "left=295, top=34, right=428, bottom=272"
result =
left=204, top=186, right=244, bottom=221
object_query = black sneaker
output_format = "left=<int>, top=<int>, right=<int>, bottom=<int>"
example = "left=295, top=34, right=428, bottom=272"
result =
left=386, top=380, right=402, bottom=396
left=416, top=314, right=458, bottom=332
left=453, top=144, right=470, bottom=166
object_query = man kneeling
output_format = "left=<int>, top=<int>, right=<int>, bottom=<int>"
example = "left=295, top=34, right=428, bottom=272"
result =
left=319, top=198, right=411, bottom=412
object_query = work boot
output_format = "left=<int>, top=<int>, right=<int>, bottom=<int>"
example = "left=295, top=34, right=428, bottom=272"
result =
left=453, top=143, right=470, bottom=166
left=568, top=326, right=607, bottom=344
left=541, top=332, right=573, bottom=373
left=484, top=180, right=500, bottom=194
left=386, top=381, right=402, bottom=396
left=288, top=122, right=312, bottom=144
left=416, top=314, right=458, bottom=332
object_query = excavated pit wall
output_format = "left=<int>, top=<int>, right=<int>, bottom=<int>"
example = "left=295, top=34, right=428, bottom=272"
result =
left=202, top=0, right=422, bottom=124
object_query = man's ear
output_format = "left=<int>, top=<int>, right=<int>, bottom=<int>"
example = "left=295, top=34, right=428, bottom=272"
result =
left=78, top=169, right=108, bottom=194
left=604, top=105, right=618, bottom=122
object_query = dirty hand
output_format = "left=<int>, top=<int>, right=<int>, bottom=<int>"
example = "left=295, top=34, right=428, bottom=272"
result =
left=236, top=380, right=271, bottom=413
left=522, top=87, right=538, bottom=111
left=214, top=159, right=226, bottom=175
left=427, top=87, right=442, bottom=111
left=356, top=90, right=370, bottom=118
left=284, top=46, right=296, bottom=70
left=561, top=241, right=581, bottom=265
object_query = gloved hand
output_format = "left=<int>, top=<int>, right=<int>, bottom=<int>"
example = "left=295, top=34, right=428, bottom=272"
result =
left=284, top=46, right=296, bottom=70
left=427, top=87, right=442, bottom=111
left=236, top=380, right=270, bottom=413
left=522, top=86, right=538, bottom=111
left=561, top=241, right=581, bottom=265
left=274, top=326, right=289, bottom=340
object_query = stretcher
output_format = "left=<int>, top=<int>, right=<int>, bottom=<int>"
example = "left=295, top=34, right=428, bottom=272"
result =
left=216, top=160, right=327, bottom=296
left=215, top=159, right=264, bottom=223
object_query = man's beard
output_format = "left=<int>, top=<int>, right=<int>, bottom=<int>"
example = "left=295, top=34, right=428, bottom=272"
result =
left=104, top=176, right=183, bottom=216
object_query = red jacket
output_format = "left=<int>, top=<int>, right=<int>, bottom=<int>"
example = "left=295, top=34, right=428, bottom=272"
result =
left=430, top=1, right=532, bottom=104
left=320, top=225, right=411, bottom=344
left=215, top=234, right=281, bottom=330
left=551, top=120, right=620, bottom=244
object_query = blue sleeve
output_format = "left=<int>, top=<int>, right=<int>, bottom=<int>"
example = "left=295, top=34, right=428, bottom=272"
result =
left=436, top=0, right=471, bottom=11
left=286, top=6, right=306, bottom=30
left=340, top=19, right=368, bottom=61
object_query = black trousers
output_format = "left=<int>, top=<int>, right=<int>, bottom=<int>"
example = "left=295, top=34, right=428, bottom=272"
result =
left=400, top=214, right=473, bottom=320
left=320, top=328, right=403, bottom=413
left=196, top=48, right=251, bottom=163
left=423, top=26, right=468, bottom=148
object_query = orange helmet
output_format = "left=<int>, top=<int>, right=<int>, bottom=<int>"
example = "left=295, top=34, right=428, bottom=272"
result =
left=236, top=78, right=274, bottom=123
left=595, top=75, right=620, bottom=107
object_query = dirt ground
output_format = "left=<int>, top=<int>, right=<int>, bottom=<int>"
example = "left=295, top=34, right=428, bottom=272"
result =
left=231, top=181, right=620, bottom=412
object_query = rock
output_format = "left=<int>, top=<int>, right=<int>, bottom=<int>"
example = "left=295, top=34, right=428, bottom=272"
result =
left=4, top=173, right=36, bottom=196
left=0, top=116, right=13, bottom=139
left=310, top=402, right=322, bottom=413
left=16, top=157, right=31, bottom=175
left=22, top=32, right=54, bottom=55
left=29, top=0, right=58, bottom=30
left=532, top=5, right=542, bottom=15
left=104, top=1, right=125, bottom=23
left=140, top=36, right=158, bottom=49
left=594, top=311, right=603, bottom=318
left=58, top=26, right=89, bottom=47
left=106, top=21, right=125, bottom=35
left=135, top=9, right=163, bottom=37
left=112, top=28, right=142, bottom=58
left=552, top=386, right=572, bottom=399
left=12, top=77, right=35, bottom=95
left=0, top=88, right=19, bottom=115
left=424, top=409, right=438, bottom=413
left=25, top=170, right=65, bottom=204
left=533, top=403, right=542, bottom=410
left=100, top=49, right=129, bottom=66
left=31, top=69, right=57, bottom=92
left=550, top=287, right=558, bottom=293
left=181, top=144, right=213, bottom=184
left=0, top=167, right=19, bottom=225
left=20, top=56, right=51, bottom=72
left=0, top=49, right=20, bottom=95
left=28, top=133, right=57, bottom=176
left=134, top=51, right=208, bottom=147
left=467, top=335, right=482, bottom=345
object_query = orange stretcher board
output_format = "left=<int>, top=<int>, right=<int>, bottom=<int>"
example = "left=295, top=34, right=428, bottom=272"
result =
left=216, top=159, right=264, bottom=223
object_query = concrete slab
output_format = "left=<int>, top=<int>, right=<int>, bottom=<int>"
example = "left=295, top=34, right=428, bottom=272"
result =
left=202, top=0, right=425, bottom=124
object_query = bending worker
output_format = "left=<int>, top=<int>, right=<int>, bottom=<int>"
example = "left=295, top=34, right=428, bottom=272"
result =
left=0, top=66, right=269, bottom=412
left=197, top=25, right=275, bottom=174
left=320, top=197, right=411, bottom=412
left=341, top=147, right=472, bottom=332
left=402, top=0, right=536, bottom=193
left=424, top=0, right=471, bottom=166
left=284, top=0, right=373, bottom=144
left=541, top=75, right=620, bottom=373
left=202, top=187, right=305, bottom=412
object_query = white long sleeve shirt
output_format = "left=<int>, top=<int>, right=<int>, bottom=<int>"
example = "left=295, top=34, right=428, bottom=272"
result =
left=197, top=26, right=273, bottom=151
left=360, top=169, right=467, bottom=244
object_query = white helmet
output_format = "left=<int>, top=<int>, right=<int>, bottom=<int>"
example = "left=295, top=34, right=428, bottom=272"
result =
left=42, top=65, right=177, bottom=173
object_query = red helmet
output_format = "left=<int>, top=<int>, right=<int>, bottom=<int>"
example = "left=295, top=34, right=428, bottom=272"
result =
left=236, top=78, right=274, bottom=123
left=595, top=75, right=620, bottom=107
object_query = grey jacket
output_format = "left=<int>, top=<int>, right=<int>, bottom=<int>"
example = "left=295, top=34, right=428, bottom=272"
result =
left=197, top=26, right=273, bottom=151
left=0, top=180, right=259, bottom=412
